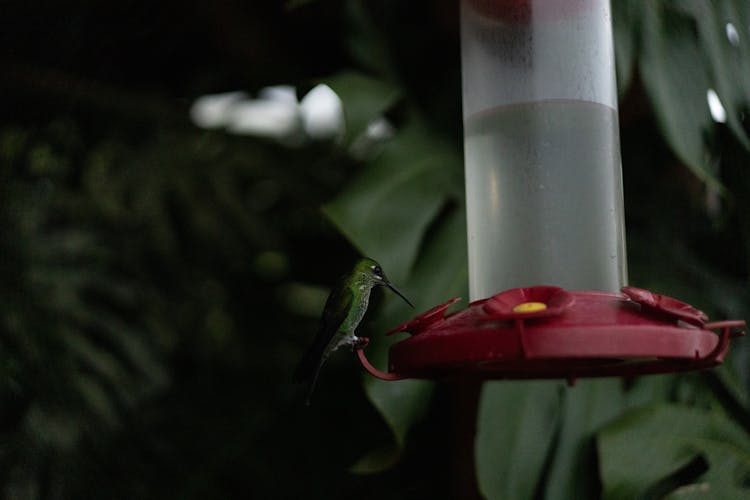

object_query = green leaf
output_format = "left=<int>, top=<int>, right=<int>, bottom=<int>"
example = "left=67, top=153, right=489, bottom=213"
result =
left=322, top=71, right=401, bottom=145
left=612, top=0, right=642, bottom=96
left=349, top=444, right=402, bottom=474
left=325, top=104, right=464, bottom=469
left=363, top=205, right=468, bottom=431
left=544, top=379, right=627, bottom=500
left=622, top=374, right=677, bottom=410
left=344, top=0, right=394, bottom=79
left=598, top=404, right=750, bottom=499
left=366, top=375, right=434, bottom=447
left=638, top=1, right=723, bottom=190
left=687, top=0, right=750, bottom=150
left=476, top=381, right=563, bottom=500
left=324, top=118, right=462, bottom=282
left=712, top=362, right=750, bottom=418
left=358, top=204, right=468, bottom=471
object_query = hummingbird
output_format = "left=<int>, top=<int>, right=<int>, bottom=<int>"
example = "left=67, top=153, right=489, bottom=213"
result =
left=293, top=257, right=413, bottom=405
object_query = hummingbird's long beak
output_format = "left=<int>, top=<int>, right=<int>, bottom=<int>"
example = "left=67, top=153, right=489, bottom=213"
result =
left=386, top=282, right=414, bottom=308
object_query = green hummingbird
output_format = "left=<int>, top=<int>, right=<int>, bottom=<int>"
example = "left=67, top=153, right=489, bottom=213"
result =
left=293, top=257, right=413, bottom=405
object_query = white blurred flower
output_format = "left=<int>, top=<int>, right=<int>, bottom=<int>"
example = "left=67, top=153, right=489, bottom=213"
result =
left=726, top=22, right=740, bottom=47
left=706, top=88, right=727, bottom=123
left=364, top=117, right=395, bottom=141
left=190, top=83, right=347, bottom=146
left=349, top=117, right=395, bottom=159
left=258, top=85, right=298, bottom=105
left=189, top=91, right=248, bottom=129
left=227, top=99, right=303, bottom=144
left=299, top=84, right=345, bottom=140
left=226, top=86, right=304, bottom=145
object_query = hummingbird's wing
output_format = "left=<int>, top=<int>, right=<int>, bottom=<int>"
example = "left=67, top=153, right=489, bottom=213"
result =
left=292, top=280, right=352, bottom=385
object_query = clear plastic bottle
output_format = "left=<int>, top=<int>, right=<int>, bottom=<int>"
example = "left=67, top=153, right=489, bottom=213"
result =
left=461, top=0, right=627, bottom=300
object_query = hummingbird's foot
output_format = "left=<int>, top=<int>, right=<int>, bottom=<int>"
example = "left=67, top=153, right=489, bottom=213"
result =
left=352, top=337, right=370, bottom=350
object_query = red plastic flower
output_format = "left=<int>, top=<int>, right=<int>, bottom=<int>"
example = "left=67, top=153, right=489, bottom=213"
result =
left=483, top=286, right=575, bottom=320
left=387, top=297, right=462, bottom=336
left=621, top=286, right=708, bottom=326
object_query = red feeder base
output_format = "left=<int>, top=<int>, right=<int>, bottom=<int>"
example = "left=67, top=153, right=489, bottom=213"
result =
left=356, top=286, right=745, bottom=384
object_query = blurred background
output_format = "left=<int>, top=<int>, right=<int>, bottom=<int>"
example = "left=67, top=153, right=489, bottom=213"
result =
left=2, top=0, right=750, bottom=499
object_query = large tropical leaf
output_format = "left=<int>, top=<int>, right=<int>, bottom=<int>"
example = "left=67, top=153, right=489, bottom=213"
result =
left=638, top=1, right=721, bottom=189
left=612, top=0, right=642, bottom=96
left=543, top=379, right=628, bottom=500
left=325, top=116, right=462, bottom=282
left=324, top=71, right=401, bottom=146
left=598, top=404, right=750, bottom=499
left=476, top=381, right=563, bottom=500
left=323, top=71, right=465, bottom=467
left=686, top=0, right=750, bottom=150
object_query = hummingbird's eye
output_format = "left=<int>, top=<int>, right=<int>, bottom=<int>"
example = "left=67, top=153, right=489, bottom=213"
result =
left=373, top=265, right=383, bottom=276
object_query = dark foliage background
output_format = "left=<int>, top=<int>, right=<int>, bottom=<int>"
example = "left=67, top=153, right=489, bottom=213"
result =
left=2, top=0, right=750, bottom=499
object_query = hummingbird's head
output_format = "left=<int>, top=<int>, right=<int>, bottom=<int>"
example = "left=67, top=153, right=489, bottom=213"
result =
left=357, top=258, right=414, bottom=308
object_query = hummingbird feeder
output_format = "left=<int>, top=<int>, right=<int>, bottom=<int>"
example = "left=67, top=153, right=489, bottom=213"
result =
left=356, top=0, right=744, bottom=384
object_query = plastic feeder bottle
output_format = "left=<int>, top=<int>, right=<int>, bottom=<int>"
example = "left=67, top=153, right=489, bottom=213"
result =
left=461, top=0, right=627, bottom=300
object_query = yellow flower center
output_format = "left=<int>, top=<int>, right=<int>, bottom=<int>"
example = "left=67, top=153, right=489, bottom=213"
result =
left=512, top=302, right=547, bottom=313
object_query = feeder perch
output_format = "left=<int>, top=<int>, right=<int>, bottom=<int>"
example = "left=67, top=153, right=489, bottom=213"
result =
left=355, top=0, right=744, bottom=382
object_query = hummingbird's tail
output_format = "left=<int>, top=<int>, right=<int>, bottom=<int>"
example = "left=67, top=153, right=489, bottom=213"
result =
left=293, top=348, right=325, bottom=406
left=303, top=363, right=323, bottom=406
